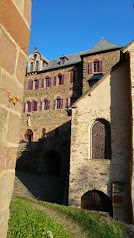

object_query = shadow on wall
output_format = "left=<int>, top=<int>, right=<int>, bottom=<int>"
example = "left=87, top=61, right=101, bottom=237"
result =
left=15, top=120, right=71, bottom=205
left=108, top=60, right=133, bottom=224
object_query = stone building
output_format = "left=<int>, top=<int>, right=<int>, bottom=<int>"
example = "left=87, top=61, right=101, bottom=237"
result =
left=17, top=38, right=134, bottom=223
left=0, top=0, right=31, bottom=237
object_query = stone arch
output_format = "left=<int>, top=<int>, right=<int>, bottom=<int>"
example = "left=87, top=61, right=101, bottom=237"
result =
left=45, top=151, right=62, bottom=176
left=24, top=129, right=33, bottom=142
left=81, top=190, right=113, bottom=216
left=91, top=119, right=111, bottom=159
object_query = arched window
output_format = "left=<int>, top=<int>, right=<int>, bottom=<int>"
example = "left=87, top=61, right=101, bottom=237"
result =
left=54, top=97, right=63, bottom=109
left=44, top=98, right=50, bottom=110
left=24, top=129, right=33, bottom=142
left=35, top=61, right=39, bottom=71
left=30, top=62, right=33, bottom=72
left=28, top=79, right=33, bottom=90
left=91, top=119, right=111, bottom=159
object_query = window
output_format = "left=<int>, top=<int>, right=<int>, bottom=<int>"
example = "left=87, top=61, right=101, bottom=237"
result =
left=58, top=74, right=64, bottom=85
left=44, top=99, right=50, bottom=110
left=28, top=79, right=33, bottom=90
left=30, top=62, right=33, bottom=72
left=25, top=101, right=31, bottom=112
left=32, top=100, right=38, bottom=111
left=54, top=76, right=56, bottom=86
left=35, top=61, right=39, bottom=71
left=93, top=60, right=99, bottom=72
left=45, top=76, right=51, bottom=87
left=88, top=60, right=103, bottom=74
left=70, top=70, right=75, bottom=83
left=33, top=79, right=39, bottom=89
left=54, top=97, right=63, bottom=109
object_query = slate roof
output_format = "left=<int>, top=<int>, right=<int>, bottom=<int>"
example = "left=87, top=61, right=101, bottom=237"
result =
left=81, top=38, right=122, bottom=56
left=33, top=38, right=122, bottom=72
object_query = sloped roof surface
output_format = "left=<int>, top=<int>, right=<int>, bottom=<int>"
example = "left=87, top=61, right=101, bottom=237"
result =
left=30, top=38, right=122, bottom=72
left=81, top=38, right=122, bottom=56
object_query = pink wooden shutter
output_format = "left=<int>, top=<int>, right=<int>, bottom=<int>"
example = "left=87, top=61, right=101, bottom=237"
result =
left=60, top=98, right=63, bottom=109
left=54, top=76, right=56, bottom=86
left=88, top=62, right=92, bottom=74
left=99, top=61, right=103, bottom=72
left=41, top=78, right=44, bottom=88
left=66, top=98, right=68, bottom=107
left=31, top=80, right=33, bottom=90
left=28, top=102, right=31, bottom=112
left=35, top=101, right=37, bottom=111
left=49, top=77, right=51, bottom=87
left=62, top=74, right=64, bottom=85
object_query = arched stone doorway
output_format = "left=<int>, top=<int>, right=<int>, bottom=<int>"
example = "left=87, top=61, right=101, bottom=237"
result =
left=81, top=190, right=113, bottom=216
left=91, top=119, right=111, bottom=159
left=45, top=151, right=62, bottom=176
left=24, top=129, right=33, bottom=142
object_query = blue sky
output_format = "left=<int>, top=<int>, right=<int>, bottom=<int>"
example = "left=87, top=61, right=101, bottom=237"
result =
left=29, top=0, right=134, bottom=59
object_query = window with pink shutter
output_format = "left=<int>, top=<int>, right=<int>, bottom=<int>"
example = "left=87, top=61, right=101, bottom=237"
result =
left=35, top=61, right=39, bottom=71
left=27, top=101, right=31, bottom=112
left=45, top=76, right=51, bottom=87
left=55, top=97, right=63, bottom=109
left=28, top=79, right=33, bottom=90
left=58, top=74, right=62, bottom=85
left=70, top=70, right=75, bottom=83
left=88, top=62, right=92, bottom=74
left=41, top=78, right=44, bottom=88
left=62, top=75, right=64, bottom=85
left=54, top=76, right=56, bottom=86
left=44, top=99, right=49, bottom=110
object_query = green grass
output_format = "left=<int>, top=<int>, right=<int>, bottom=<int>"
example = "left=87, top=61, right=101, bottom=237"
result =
left=38, top=200, right=126, bottom=238
left=7, top=196, right=126, bottom=238
left=7, top=197, right=71, bottom=238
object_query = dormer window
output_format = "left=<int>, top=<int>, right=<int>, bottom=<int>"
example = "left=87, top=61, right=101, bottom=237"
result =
left=60, top=56, right=68, bottom=65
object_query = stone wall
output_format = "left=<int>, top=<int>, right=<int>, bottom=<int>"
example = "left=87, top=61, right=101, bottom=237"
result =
left=0, top=0, right=31, bottom=237
left=69, top=61, right=132, bottom=223
left=82, top=49, right=121, bottom=93
left=20, top=62, right=82, bottom=141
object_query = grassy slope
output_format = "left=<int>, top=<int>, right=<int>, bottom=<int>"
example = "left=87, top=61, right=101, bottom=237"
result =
left=7, top=197, right=126, bottom=238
